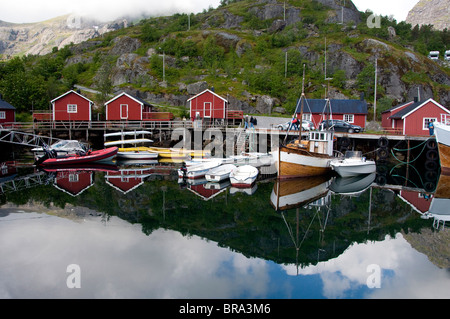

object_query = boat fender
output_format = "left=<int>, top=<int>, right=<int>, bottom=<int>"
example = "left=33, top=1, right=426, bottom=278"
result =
left=426, top=149, right=439, bottom=161
left=378, top=137, right=389, bottom=148
left=377, top=148, right=388, bottom=160
left=424, top=160, right=438, bottom=171
left=426, top=139, right=437, bottom=150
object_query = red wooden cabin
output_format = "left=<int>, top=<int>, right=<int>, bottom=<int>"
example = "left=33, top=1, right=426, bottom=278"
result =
left=51, top=90, right=93, bottom=121
left=381, top=98, right=450, bottom=135
left=105, top=92, right=153, bottom=121
left=188, top=89, right=228, bottom=120
left=0, top=94, right=16, bottom=124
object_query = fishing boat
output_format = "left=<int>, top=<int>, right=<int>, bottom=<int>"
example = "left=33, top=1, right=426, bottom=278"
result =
left=178, top=160, right=221, bottom=179
left=229, top=165, right=259, bottom=188
left=329, top=151, right=376, bottom=177
left=205, top=164, right=236, bottom=182
left=32, top=140, right=88, bottom=159
left=276, top=67, right=337, bottom=179
left=434, top=122, right=450, bottom=175
left=35, top=147, right=118, bottom=167
left=104, top=131, right=158, bottom=160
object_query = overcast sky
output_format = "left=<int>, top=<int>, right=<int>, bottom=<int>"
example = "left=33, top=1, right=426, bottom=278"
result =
left=0, top=0, right=419, bottom=24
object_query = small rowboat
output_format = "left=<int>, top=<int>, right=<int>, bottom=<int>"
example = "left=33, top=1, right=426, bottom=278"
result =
left=229, top=165, right=259, bottom=188
left=35, top=147, right=118, bottom=166
left=205, top=164, right=236, bottom=182
left=178, top=160, right=221, bottom=179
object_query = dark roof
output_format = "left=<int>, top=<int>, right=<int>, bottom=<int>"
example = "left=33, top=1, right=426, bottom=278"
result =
left=388, top=101, right=423, bottom=119
left=295, top=99, right=367, bottom=115
left=0, top=95, right=16, bottom=110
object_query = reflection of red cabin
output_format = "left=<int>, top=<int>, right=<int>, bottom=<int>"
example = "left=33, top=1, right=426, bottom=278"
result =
left=187, top=89, right=228, bottom=120
left=51, top=90, right=93, bottom=121
left=381, top=98, right=450, bottom=135
left=105, top=169, right=150, bottom=194
left=399, top=190, right=433, bottom=214
left=0, top=94, right=16, bottom=124
left=105, top=92, right=153, bottom=121
left=53, top=170, right=94, bottom=196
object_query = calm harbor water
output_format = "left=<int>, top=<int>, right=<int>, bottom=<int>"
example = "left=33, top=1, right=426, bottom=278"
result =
left=0, top=155, right=449, bottom=299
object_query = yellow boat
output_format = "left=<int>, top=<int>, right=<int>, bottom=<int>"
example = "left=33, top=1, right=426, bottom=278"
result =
left=146, top=147, right=211, bottom=159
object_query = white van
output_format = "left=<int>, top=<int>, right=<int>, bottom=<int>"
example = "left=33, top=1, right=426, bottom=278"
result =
left=445, top=50, right=450, bottom=61
left=428, top=51, right=439, bottom=60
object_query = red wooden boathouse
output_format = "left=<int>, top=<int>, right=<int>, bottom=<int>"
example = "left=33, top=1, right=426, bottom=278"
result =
left=381, top=98, right=450, bottom=135
left=51, top=90, right=93, bottom=122
left=187, top=89, right=228, bottom=120
left=105, top=92, right=154, bottom=121
left=0, top=94, right=16, bottom=124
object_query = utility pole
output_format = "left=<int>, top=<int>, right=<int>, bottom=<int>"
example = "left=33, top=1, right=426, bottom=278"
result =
left=285, top=51, right=288, bottom=78
left=374, top=58, right=377, bottom=121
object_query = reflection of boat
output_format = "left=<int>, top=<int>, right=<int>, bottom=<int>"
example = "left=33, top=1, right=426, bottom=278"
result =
left=205, top=164, right=236, bottom=182
left=423, top=174, right=450, bottom=229
left=329, top=173, right=376, bottom=196
left=229, top=165, right=258, bottom=188
left=330, top=151, right=376, bottom=177
left=32, top=140, right=88, bottom=159
left=434, top=122, right=450, bottom=175
left=35, top=147, right=118, bottom=167
left=270, top=175, right=332, bottom=211
left=230, top=184, right=258, bottom=195
left=178, top=161, right=221, bottom=179
left=104, top=131, right=158, bottom=160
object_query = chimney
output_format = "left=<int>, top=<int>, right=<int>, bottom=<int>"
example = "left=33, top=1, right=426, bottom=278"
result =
left=360, top=92, right=365, bottom=101
left=414, top=96, right=418, bottom=103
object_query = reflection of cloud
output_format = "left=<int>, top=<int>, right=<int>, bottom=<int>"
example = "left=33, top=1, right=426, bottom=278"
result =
left=0, top=212, right=269, bottom=298
left=282, top=234, right=450, bottom=299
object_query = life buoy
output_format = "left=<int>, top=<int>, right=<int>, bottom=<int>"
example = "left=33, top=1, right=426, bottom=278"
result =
left=378, top=137, right=389, bottom=148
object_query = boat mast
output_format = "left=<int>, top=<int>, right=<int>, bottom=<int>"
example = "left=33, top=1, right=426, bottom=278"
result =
left=299, top=64, right=306, bottom=137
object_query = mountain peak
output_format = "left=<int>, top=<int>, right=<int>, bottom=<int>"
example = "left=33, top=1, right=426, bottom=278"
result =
left=406, top=0, right=450, bottom=31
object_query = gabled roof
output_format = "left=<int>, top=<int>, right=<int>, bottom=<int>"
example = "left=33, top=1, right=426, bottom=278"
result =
left=187, top=89, right=228, bottom=103
left=381, top=101, right=414, bottom=114
left=295, top=98, right=368, bottom=115
left=105, top=91, right=153, bottom=107
left=0, top=96, right=16, bottom=110
left=51, top=90, right=94, bottom=104
left=389, top=98, right=449, bottom=119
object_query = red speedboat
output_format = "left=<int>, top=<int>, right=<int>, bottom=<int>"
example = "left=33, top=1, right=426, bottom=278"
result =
left=35, top=147, right=118, bottom=166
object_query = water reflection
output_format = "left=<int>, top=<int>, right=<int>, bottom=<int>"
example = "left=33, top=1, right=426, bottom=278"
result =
left=0, top=159, right=449, bottom=299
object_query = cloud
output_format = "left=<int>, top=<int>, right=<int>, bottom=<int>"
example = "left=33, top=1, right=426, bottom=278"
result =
left=0, top=0, right=221, bottom=23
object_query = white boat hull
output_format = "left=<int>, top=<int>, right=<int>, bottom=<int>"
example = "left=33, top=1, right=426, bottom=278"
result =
left=116, top=151, right=158, bottom=160
left=434, top=122, right=450, bottom=175
left=229, top=165, right=259, bottom=188
left=205, top=164, right=236, bottom=182
left=330, top=160, right=376, bottom=177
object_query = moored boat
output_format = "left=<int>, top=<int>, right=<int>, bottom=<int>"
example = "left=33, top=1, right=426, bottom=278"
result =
left=179, top=160, right=221, bottom=179
left=205, top=164, right=236, bottom=182
left=434, top=122, right=450, bottom=175
left=104, top=131, right=158, bottom=160
left=330, top=151, right=376, bottom=177
left=32, top=140, right=88, bottom=159
left=229, top=165, right=258, bottom=188
left=35, top=147, right=118, bottom=167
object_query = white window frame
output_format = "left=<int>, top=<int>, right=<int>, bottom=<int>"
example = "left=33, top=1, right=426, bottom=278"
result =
left=67, top=104, right=77, bottom=113
left=120, top=104, right=128, bottom=119
left=0, top=111, right=5, bottom=119
left=302, top=113, right=311, bottom=121
left=344, top=114, right=354, bottom=123
left=423, top=118, right=437, bottom=130
left=69, top=174, right=79, bottom=182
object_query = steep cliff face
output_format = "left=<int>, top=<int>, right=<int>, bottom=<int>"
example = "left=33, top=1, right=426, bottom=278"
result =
left=0, top=15, right=126, bottom=57
left=406, top=0, right=450, bottom=31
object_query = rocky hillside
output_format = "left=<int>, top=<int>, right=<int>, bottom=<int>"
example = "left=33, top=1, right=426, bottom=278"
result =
left=1, top=0, right=449, bottom=118
left=406, top=0, right=450, bottom=31
left=0, top=15, right=127, bottom=58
